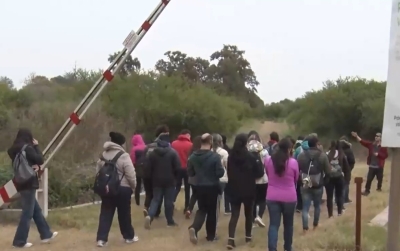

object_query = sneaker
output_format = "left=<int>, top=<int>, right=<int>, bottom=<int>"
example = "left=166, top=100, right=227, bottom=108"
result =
left=41, top=232, right=58, bottom=243
left=245, top=236, right=252, bottom=243
left=143, top=208, right=148, bottom=217
left=377, top=188, right=382, bottom=192
left=296, top=209, right=301, bottom=213
left=252, top=223, right=258, bottom=228
left=167, top=222, right=178, bottom=227
left=206, top=236, right=219, bottom=242
left=13, top=243, right=33, bottom=248
left=97, top=241, right=107, bottom=247
left=226, top=239, right=236, bottom=250
left=144, top=216, right=152, bottom=230
left=185, top=210, right=191, bottom=219
left=362, top=191, right=370, bottom=196
left=224, top=211, right=231, bottom=216
left=188, top=228, right=198, bottom=244
left=344, top=199, right=352, bottom=204
left=125, top=236, right=139, bottom=243
left=254, top=216, right=266, bottom=228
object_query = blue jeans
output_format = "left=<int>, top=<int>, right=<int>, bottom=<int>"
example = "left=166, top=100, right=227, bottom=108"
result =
left=301, top=187, right=323, bottom=230
left=13, top=189, right=52, bottom=247
left=266, top=200, right=296, bottom=251
left=148, top=186, right=175, bottom=224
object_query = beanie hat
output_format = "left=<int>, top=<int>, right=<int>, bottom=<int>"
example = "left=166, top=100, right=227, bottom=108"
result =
left=109, top=132, right=126, bottom=146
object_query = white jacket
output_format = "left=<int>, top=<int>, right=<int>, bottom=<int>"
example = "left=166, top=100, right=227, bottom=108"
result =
left=247, top=140, right=269, bottom=184
left=214, top=147, right=229, bottom=183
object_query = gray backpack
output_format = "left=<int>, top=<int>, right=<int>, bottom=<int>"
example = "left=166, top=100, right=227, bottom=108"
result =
left=13, top=145, right=36, bottom=186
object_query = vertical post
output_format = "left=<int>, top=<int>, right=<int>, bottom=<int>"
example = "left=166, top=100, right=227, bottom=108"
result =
left=354, top=177, right=363, bottom=251
left=37, top=169, right=49, bottom=217
left=387, top=149, right=400, bottom=251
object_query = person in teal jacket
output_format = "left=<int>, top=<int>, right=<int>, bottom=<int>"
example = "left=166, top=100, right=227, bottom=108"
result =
left=294, top=140, right=309, bottom=159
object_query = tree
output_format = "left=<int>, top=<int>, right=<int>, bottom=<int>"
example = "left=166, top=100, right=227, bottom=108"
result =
left=264, top=77, right=386, bottom=139
left=108, top=51, right=141, bottom=78
left=0, top=76, right=14, bottom=89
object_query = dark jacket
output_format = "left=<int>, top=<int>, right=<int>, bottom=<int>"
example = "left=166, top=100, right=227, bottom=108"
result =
left=226, top=151, right=264, bottom=200
left=360, top=140, right=388, bottom=168
left=7, top=144, right=44, bottom=191
left=341, top=142, right=355, bottom=170
left=187, top=150, right=224, bottom=187
left=297, top=147, right=331, bottom=188
left=146, top=141, right=180, bottom=187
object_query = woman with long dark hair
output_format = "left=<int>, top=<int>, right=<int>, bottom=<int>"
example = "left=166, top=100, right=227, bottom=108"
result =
left=325, top=140, right=349, bottom=217
left=265, top=138, right=298, bottom=251
left=185, top=135, right=202, bottom=219
left=225, top=133, right=264, bottom=249
left=7, top=128, right=57, bottom=248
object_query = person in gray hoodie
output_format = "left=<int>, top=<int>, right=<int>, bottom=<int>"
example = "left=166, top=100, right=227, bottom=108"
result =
left=297, top=135, right=331, bottom=233
left=187, top=133, right=225, bottom=244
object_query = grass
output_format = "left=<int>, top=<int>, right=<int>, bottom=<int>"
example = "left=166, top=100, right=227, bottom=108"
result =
left=0, top=162, right=391, bottom=251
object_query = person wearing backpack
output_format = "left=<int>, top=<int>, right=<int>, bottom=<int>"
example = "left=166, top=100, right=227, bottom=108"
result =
left=247, top=130, right=268, bottom=228
left=7, top=128, right=58, bottom=248
left=95, top=132, right=137, bottom=247
left=130, top=133, right=146, bottom=206
left=144, top=131, right=181, bottom=229
left=325, top=140, right=350, bottom=218
left=297, top=135, right=330, bottom=234
left=293, top=136, right=304, bottom=213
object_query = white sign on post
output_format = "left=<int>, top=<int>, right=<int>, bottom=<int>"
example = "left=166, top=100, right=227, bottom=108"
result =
left=382, top=0, right=400, bottom=147
left=122, top=30, right=139, bottom=51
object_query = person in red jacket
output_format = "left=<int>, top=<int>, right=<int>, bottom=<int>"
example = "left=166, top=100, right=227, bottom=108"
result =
left=351, top=132, right=388, bottom=196
left=171, top=129, right=193, bottom=212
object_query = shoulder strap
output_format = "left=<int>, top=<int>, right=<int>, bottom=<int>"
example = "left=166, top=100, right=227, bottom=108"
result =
left=111, top=151, right=125, bottom=163
left=21, top=144, right=28, bottom=152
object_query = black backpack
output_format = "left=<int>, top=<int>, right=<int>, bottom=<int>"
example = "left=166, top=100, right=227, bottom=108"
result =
left=93, top=151, right=124, bottom=197
left=134, top=149, right=146, bottom=178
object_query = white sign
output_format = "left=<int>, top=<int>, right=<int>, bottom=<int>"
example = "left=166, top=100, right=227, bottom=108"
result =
left=382, top=0, right=400, bottom=147
left=122, top=30, right=139, bottom=51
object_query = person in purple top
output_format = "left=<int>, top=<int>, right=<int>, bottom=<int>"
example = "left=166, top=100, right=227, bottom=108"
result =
left=265, top=138, right=299, bottom=251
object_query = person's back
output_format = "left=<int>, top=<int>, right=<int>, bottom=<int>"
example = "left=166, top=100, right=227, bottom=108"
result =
left=188, top=150, right=224, bottom=186
left=227, top=150, right=264, bottom=200
left=147, top=141, right=180, bottom=188
left=171, top=133, right=193, bottom=168
left=265, top=157, right=298, bottom=202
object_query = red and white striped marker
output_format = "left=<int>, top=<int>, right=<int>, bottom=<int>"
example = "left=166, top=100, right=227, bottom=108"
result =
left=0, top=0, right=171, bottom=211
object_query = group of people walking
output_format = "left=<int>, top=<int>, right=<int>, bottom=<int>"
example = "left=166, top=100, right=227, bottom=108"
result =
left=5, top=126, right=388, bottom=250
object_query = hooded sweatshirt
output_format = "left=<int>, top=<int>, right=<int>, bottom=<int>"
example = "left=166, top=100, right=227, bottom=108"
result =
left=187, top=150, right=225, bottom=187
left=171, top=134, right=193, bottom=168
left=294, top=140, right=310, bottom=159
left=130, top=134, right=146, bottom=165
left=214, top=147, right=229, bottom=183
left=97, top=142, right=137, bottom=189
left=247, top=140, right=269, bottom=184
left=146, top=140, right=181, bottom=187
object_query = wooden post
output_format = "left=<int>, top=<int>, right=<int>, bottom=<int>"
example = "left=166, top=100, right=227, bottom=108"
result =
left=354, top=177, right=363, bottom=251
left=386, top=149, right=400, bottom=251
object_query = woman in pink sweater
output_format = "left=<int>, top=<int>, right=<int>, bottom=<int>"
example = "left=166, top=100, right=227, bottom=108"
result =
left=265, top=138, right=299, bottom=251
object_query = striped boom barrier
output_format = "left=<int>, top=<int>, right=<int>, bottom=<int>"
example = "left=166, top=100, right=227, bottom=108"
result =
left=0, top=0, right=171, bottom=217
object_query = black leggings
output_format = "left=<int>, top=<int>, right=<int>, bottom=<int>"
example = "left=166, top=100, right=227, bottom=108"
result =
left=253, top=184, right=267, bottom=220
left=325, top=177, right=344, bottom=217
left=228, top=198, right=254, bottom=239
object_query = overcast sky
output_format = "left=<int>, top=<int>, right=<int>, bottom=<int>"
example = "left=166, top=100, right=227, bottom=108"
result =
left=0, top=0, right=391, bottom=103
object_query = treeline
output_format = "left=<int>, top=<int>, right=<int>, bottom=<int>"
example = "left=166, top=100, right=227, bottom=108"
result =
left=0, top=45, right=265, bottom=207
left=263, top=77, right=385, bottom=139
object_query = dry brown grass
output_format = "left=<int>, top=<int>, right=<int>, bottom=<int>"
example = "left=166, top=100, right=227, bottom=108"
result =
left=0, top=163, right=390, bottom=251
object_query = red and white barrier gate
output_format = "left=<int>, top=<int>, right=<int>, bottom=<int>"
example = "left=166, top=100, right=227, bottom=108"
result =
left=0, top=0, right=171, bottom=217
